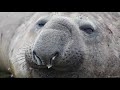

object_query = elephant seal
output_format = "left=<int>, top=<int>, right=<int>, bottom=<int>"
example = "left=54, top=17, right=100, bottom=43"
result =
left=0, top=12, right=120, bottom=78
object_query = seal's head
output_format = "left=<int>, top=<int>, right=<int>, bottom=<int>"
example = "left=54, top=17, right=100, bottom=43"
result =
left=25, top=15, right=86, bottom=72
left=10, top=12, right=120, bottom=78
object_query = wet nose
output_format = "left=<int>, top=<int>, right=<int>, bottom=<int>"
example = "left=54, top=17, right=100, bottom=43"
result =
left=32, top=50, right=59, bottom=68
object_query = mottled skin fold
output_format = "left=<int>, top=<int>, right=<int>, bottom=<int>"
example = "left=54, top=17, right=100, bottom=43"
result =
left=0, top=12, right=120, bottom=78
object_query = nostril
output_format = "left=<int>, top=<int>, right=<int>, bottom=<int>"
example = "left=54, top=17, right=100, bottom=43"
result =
left=54, top=51, right=59, bottom=58
left=33, top=50, right=36, bottom=55
left=32, top=50, right=43, bottom=65
left=47, top=51, right=59, bottom=68
left=51, top=51, right=59, bottom=62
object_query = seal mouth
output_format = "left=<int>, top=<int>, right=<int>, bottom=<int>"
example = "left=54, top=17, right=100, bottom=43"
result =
left=25, top=49, right=76, bottom=71
left=25, top=49, right=61, bottom=70
left=25, top=45, right=84, bottom=72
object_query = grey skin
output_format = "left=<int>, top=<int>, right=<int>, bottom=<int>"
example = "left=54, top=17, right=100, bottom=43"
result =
left=0, top=12, right=120, bottom=78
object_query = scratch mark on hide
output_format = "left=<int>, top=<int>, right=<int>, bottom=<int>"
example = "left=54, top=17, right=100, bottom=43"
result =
left=105, top=25, right=113, bottom=35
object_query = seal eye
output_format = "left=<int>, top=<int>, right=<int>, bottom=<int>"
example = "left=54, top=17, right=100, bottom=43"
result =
left=37, top=20, right=47, bottom=27
left=80, top=24, right=94, bottom=34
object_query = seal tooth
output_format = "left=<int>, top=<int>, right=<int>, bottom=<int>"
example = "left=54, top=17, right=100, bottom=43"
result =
left=47, top=64, right=52, bottom=69
left=52, top=56, right=56, bottom=61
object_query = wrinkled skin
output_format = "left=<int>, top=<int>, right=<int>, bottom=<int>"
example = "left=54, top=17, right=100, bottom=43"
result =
left=0, top=12, right=120, bottom=78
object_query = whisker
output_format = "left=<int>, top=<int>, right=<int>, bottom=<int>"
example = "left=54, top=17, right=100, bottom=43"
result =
left=16, top=54, right=25, bottom=56
left=23, top=43, right=32, bottom=48
left=15, top=55, right=25, bottom=58
left=19, top=61, right=26, bottom=66
left=15, top=51, right=25, bottom=56
left=22, top=63, right=27, bottom=70
left=17, top=51, right=25, bottom=53
left=18, top=45, right=31, bottom=50
left=17, top=47, right=32, bottom=53
left=15, top=56, right=25, bottom=60
left=15, top=56, right=25, bottom=59
left=18, top=49, right=28, bottom=52
left=19, top=47, right=29, bottom=50
left=13, top=58, right=25, bottom=64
